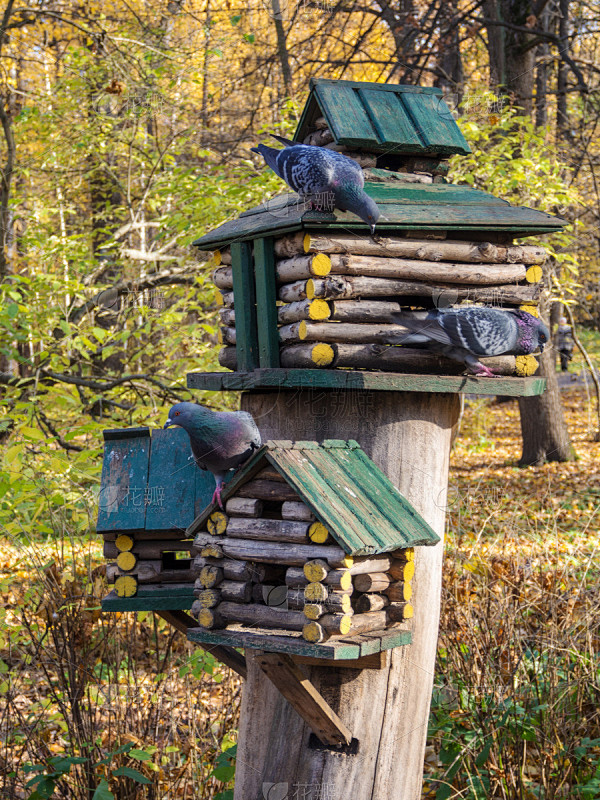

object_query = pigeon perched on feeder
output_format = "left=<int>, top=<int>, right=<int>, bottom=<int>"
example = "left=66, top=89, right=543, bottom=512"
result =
left=251, top=134, right=381, bottom=234
left=164, top=402, right=261, bottom=509
left=389, top=307, right=549, bottom=377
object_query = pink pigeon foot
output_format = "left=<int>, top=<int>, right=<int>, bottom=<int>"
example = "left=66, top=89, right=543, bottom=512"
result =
left=211, top=484, right=224, bottom=510
left=471, top=363, right=497, bottom=377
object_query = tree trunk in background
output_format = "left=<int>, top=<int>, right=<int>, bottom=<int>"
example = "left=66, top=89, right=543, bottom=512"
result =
left=535, top=6, right=550, bottom=128
left=433, top=0, right=464, bottom=95
left=483, top=0, right=537, bottom=112
left=236, top=389, right=460, bottom=800
left=556, top=0, right=572, bottom=142
left=518, top=297, right=576, bottom=465
left=271, top=0, right=292, bottom=99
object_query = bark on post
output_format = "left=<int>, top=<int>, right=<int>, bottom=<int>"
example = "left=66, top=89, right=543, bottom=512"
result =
left=236, top=389, right=459, bottom=800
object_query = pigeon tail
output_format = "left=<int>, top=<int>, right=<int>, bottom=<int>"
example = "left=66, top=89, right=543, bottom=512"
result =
left=251, top=144, right=280, bottom=176
left=270, top=133, right=296, bottom=148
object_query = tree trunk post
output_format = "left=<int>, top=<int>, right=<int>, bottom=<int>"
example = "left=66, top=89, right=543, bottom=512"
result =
left=236, top=389, right=460, bottom=800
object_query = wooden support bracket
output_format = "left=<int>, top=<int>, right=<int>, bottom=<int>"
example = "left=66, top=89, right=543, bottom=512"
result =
left=255, top=652, right=354, bottom=747
left=157, top=611, right=247, bottom=679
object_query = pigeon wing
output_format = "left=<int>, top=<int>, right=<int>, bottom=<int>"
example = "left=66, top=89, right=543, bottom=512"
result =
left=439, top=308, right=517, bottom=356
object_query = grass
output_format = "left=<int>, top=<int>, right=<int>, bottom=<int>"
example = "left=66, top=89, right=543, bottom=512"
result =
left=1, top=380, right=600, bottom=798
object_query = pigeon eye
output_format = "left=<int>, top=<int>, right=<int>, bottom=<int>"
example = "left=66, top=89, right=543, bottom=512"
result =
left=174, top=411, right=180, bottom=416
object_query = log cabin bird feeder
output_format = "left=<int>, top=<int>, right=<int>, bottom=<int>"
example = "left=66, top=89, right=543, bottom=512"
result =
left=97, top=79, right=570, bottom=792
left=190, top=77, right=567, bottom=397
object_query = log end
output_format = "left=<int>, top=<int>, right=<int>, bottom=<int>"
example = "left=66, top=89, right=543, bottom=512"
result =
left=115, top=575, right=137, bottom=598
left=519, top=303, right=539, bottom=317
left=302, top=621, right=325, bottom=643
left=515, top=355, right=539, bottom=377
left=196, top=607, right=218, bottom=628
left=207, top=511, right=228, bottom=536
left=308, top=299, right=330, bottom=321
left=312, top=253, right=332, bottom=276
left=312, top=343, right=335, bottom=366
left=525, top=265, right=543, bottom=283
left=303, top=603, right=323, bottom=620
left=304, top=559, right=329, bottom=582
left=308, top=522, right=330, bottom=544
left=116, top=551, right=136, bottom=572
left=115, top=534, right=134, bottom=552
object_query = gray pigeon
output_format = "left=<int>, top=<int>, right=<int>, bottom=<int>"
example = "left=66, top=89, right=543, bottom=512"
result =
left=389, top=307, right=549, bottom=376
left=252, top=134, right=381, bottom=234
left=164, top=402, right=261, bottom=508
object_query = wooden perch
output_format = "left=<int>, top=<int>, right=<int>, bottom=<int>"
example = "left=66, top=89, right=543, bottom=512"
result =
left=281, top=501, right=315, bottom=521
left=277, top=298, right=331, bottom=324
left=353, top=573, right=392, bottom=592
left=355, top=593, right=389, bottom=613
left=216, top=601, right=307, bottom=631
left=278, top=320, right=411, bottom=345
left=225, top=497, right=263, bottom=518
left=274, top=232, right=547, bottom=264
left=191, top=536, right=352, bottom=568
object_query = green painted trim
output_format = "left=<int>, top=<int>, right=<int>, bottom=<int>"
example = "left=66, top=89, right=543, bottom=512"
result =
left=187, top=369, right=546, bottom=397
left=231, top=241, right=258, bottom=371
left=253, top=237, right=280, bottom=368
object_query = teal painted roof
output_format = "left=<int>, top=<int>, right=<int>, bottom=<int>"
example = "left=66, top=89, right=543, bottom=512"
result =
left=294, top=79, right=471, bottom=156
left=188, top=439, right=440, bottom=556
left=192, top=182, right=566, bottom=249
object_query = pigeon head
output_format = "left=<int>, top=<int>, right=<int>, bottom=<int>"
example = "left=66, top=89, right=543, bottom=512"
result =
left=335, top=184, right=381, bottom=234
left=515, top=311, right=550, bottom=354
left=164, top=401, right=209, bottom=432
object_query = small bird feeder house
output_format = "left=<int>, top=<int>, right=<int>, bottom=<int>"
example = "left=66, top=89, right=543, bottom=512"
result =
left=186, top=439, right=438, bottom=660
left=98, top=426, right=214, bottom=611
left=190, top=78, right=566, bottom=399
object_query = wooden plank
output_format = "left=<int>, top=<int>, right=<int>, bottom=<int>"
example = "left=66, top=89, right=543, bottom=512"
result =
left=399, top=91, right=470, bottom=154
left=96, top=428, right=150, bottom=532
left=157, top=610, right=247, bottom=678
left=253, top=237, right=280, bottom=368
left=292, top=651, right=387, bottom=670
left=231, top=241, right=258, bottom=371
left=102, top=591, right=194, bottom=612
left=187, top=625, right=362, bottom=659
left=357, top=88, right=423, bottom=151
left=187, top=369, right=547, bottom=397
left=315, top=81, right=380, bottom=149
left=145, top=427, right=196, bottom=532
left=255, top=652, right=353, bottom=747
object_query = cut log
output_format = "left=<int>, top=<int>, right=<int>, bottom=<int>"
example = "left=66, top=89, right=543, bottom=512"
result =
left=392, top=547, right=415, bottom=562
left=388, top=559, right=416, bottom=582
left=307, top=522, right=330, bottom=543
left=217, top=537, right=351, bottom=568
left=302, top=614, right=352, bottom=642
left=218, top=249, right=232, bottom=265
left=218, top=346, right=237, bottom=370
left=275, top=231, right=547, bottom=264
left=279, top=343, right=335, bottom=368
left=207, top=511, right=228, bottom=536
left=221, top=579, right=252, bottom=603
left=386, top=602, right=414, bottom=623
left=303, top=559, right=329, bottom=582
left=213, top=266, right=233, bottom=290
left=277, top=298, right=331, bottom=324
left=326, top=253, right=527, bottom=285
left=226, top=517, right=310, bottom=543
left=198, top=543, right=224, bottom=559
left=116, top=551, right=137, bottom=572
left=135, top=560, right=195, bottom=584
left=254, top=466, right=286, bottom=482
left=219, top=290, right=234, bottom=306
left=106, top=563, right=119, bottom=583
left=287, top=590, right=352, bottom=614
left=218, top=307, right=235, bottom=327
left=195, top=605, right=224, bottom=628
left=303, top=127, right=334, bottom=146
left=115, top=534, right=134, bottom=551
left=355, top=593, right=390, bottom=613
left=279, top=320, right=411, bottom=345
left=281, top=501, right=315, bottom=521
left=196, top=588, right=221, bottom=608
left=348, top=555, right=393, bottom=575
left=218, top=601, right=307, bottom=631
left=225, top=497, right=264, bottom=518
left=115, top=575, right=137, bottom=597
left=219, top=326, right=236, bottom=346
left=303, top=275, right=540, bottom=304
left=285, top=567, right=352, bottom=590
left=276, top=253, right=332, bottom=282
left=384, top=580, right=412, bottom=602
left=198, top=565, right=224, bottom=588
left=347, top=610, right=388, bottom=635
left=353, top=572, right=392, bottom=593
left=104, top=540, right=194, bottom=560
left=330, top=299, right=403, bottom=324
left=236, top=479, right=300, bottom=501
left=304, top=582, right=350, bottom=603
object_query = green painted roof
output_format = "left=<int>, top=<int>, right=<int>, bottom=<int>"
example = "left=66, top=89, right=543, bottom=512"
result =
left=189, top=439, right=440, bottom=555
left=192, top=181, right=566, bottom=249
left=294, top=79, right=471, bottom=156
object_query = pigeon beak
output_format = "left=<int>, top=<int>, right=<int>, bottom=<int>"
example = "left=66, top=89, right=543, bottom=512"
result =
left=163, top=418, right=173, bottom=429
left=370, top=223, right=376, bottom=235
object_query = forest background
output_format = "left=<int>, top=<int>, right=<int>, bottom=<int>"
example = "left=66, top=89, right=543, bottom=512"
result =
left=2, top=0, right=600, bottom=798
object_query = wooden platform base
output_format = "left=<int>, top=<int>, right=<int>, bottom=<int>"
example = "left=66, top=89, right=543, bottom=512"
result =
left=187, top=369, right=545, bottom=397
left=187, top=624, right=411, bottom=659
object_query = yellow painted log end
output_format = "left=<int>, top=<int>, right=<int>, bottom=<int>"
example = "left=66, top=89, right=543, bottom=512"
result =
left=115, top=575, right=137, bottom=598
left=306, top=279, right=315, bottom=300
left=116, top=551, right=136, bottom=572
left=303, top=603, right=322, bottom=620
left=115, top=534, right=134, bottom=552
left=338, top=615, right=352, bottom=635
left=308, top=299, right=330, bottom=321
left=303, top=233, right=312, bottom=253
left=339, top=571, right=352, bottom=591
left=525, top=265, right=543, bottom=283
left=403, top=561, right=416, bottom=581
left=311, top=253, right=331, bottom=276
left=304, top=560, right=328, bottom=582
left=308, top=521, right=330, bottom=543
left=215, top=291, right=224, bottom=307
left=519, top=304, right=539, bottom=317
left=341, top=555, right=354, bottom=569
left=515, top=354, right=539, bottom=377
left=311, top=343, right=334, bottom=366
left=302, top=621, right=324, bottom=642
left=298, top=320, right=308, bottom=340
left=207, top=511, right=228, bottom=535
left=197, top=608, right=216, bottom=628
left=305, top=582, right=328, bottom=602
left=213, top=250, right=222, bottom=267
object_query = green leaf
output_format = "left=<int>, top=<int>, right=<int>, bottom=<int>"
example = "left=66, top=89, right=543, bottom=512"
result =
left=111, top=766, right=152, bottom=784
left=230, top=15, right=241, bottom=24
left=92, top=779, right=114, bottom=800
left=212, top=765, right=235, bottom=782
left=243, top=33, right=255, bottom=43
left=128, top=749, right=152, bottom=761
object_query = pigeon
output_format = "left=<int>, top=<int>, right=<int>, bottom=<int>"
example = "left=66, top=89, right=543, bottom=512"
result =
left=164, top=402, right=261, bottom=508
left=388, top=307, right=549, bottom=377
left=251, top=134, right=381, bottom=234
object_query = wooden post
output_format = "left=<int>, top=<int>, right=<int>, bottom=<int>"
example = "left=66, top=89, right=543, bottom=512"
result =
left=236, top=389, right=459, bottom=799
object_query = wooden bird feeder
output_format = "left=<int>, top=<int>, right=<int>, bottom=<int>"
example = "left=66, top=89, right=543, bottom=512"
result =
left=97, top=79, right=570, bottom=795
left=190, top=77, right=566, bottom=399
